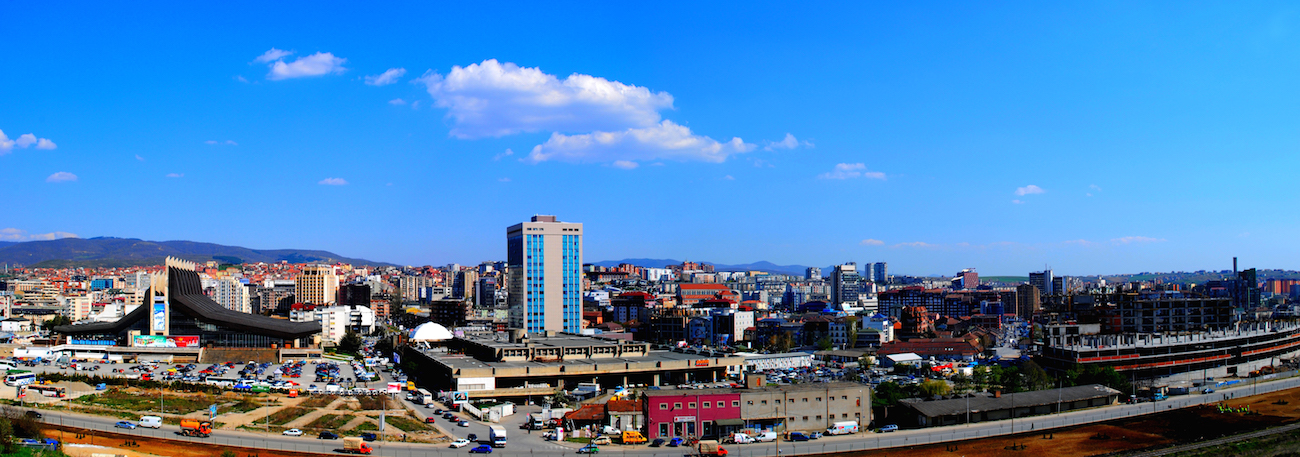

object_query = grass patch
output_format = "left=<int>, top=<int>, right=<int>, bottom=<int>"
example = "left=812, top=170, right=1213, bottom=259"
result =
left=216, top=399, right=263, bottom=415
left=356, top=396, right=396, bottom=410
left=351, top=421, right=378, bottom=432
left=306, top=414, right=353, bottom=430
left=299, top=395, right=338, bottom=408
left=255, top=406, right=310, bottom=426
left=71, top=388, right=210, bottom=415
left=384, top=415, right=427, bottom=432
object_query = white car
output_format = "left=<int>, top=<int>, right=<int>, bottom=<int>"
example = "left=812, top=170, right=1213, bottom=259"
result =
left=283, top=428, right=303, bottom=436
left=450, top=439, right=471, bottom=448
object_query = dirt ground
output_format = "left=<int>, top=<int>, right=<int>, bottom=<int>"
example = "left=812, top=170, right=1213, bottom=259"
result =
left=43, top=425, right=333, bottom=457
left=834, top=386, right=1300, bottom=457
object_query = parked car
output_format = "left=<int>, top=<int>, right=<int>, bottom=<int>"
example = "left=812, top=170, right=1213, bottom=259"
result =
left=650, top=438, right=666, bottom=447
left=319, top=431, right=339, bottom=439
left=788, top=432, right=810, bottom=441
left=810, top=432, right=823, bottom=440
left=450, top=439, right=471, bottom=448
left=114, top=421, right=137, bottom=429
left=283, top=428, right=303, bottom=436
left=668, top=437, right=684, bottom=447
left=358, top=432, right=377, bottom=441
left=590, top=436, right=611, bottom=445
left=878, top=424, right=898, bottom=433
left=469, top=444, right=493, bottom=454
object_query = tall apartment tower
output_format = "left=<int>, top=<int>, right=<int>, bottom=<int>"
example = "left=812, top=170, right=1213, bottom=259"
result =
left=507, top=215, right=583, bottom=333
left=831, top=263, right=862, bottom=306
left=872, top=262, right=888, bottom=284
left=296, top=265, right=339, bottom=305
left=1030, top=269, right=1054, bottom=296
left=805, top=267, right=822, bottom=281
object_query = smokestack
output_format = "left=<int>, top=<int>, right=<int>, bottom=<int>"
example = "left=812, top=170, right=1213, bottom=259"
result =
left=1234, top=257, right=1238, bottom=275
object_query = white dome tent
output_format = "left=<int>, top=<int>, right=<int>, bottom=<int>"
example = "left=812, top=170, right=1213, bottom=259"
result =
left=409, top=322, right=454, bottom=342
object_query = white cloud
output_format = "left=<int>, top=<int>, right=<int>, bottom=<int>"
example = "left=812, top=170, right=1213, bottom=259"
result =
left=893, top=241, right=935, bottom=248
left=415, top=59, right=674, bottom=138
left=46, top=172, right=77, bottom=183
left=253, top=48, right=294, bottom=64
left=1112, top=236, right=1166, bottom=244
left=365, top=68, right=406, bottom=86
left=235, top=75, right=249, bottom=83
left=205, top=140, right=237, bottom=146
left=498, top=177, right=511, bottom=182
left=1015, top=184, right=1045, bottom=196
left=225, top=140, right=237, bottom=146
left=1064, top=239, right=1095, bottom=246
left=1090, top=184, right=1102, bottom=191
left=0, top=129, right=56, bottom=154
left=135, top=155, right=144, bottom=161
left=612, top=160, right=639, bottom=170
left=166, top=173, right=184, bottom=178
left=0, top=228, right=79, bottom=241
left=318, top=177, right=348, bottom=186
left=525, top=120, right=755, bottom=164
left=411, top=100, right=421, bottom=109
left=818, top=163, right=886, bottom=180
left=493, top=149, right=514, bottom=161
left=723, top=175, right=735, bottom=180
left=388, top=98, right=407, bottom=105
left=267, top=52, right=347, bottom=80
left=205, top=140, right=218, bottom=145
left=764, top=133, right=814, bottom=151
left=860, top=239, right=885, bottom=246
left=1012, top=199, right=1024, bottom=204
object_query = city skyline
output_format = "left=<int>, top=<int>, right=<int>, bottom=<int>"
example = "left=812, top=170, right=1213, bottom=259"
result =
left=5, top=3, right=1300, bottom=276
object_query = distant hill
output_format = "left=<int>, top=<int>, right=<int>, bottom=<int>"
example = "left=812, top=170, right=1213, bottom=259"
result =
left=0, top=237, right=393, bottom=268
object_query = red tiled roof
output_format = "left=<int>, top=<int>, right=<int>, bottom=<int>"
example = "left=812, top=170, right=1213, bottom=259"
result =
left=564, top=404, right=606, bottom=421
left=606, top=399, right=639, bottom=413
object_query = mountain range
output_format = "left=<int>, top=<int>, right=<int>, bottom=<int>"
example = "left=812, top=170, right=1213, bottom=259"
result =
left=591, top=258, right=825, bottom=276
left=0, top=237, right=391, bottom=268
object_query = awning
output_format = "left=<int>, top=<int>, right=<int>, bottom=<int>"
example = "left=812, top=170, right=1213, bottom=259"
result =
left=714, top=419, right=745, bottom=426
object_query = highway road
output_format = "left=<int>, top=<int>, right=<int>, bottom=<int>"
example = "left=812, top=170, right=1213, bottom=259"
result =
left=32, top=372, right=1300, bottom=456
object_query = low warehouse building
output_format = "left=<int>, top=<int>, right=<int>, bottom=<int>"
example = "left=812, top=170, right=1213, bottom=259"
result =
left=900, top=384, right=1122, bottom=427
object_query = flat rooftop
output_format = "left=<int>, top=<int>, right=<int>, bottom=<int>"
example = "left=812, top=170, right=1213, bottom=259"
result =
left=421, top=346, right=737, bottom=372
left=458, top=332, right=637, bottom=350
left=1053, top=322, right=1300, bottom=352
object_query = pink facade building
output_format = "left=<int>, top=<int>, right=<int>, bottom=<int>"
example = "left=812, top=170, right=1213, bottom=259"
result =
left=642, top=390, right=742, bottom=439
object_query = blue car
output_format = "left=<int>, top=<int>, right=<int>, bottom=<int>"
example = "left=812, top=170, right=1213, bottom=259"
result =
left=114, top=421, right=137, bottom=429
left=469, top=444, right=493, bottom=453
left=788, top=432, right=809, bottom=441
left=667, top=437, right=684, bottom=447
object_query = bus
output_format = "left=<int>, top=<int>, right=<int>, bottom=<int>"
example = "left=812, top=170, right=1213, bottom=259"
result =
left=26, top=385, right=65, bottom=398
left=415, top=388, right=434, bottom=405
left=4, top=372, right=36, bottom=387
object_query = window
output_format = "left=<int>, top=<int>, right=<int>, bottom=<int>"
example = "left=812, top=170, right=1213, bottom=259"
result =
left=816, top=397, right=822, bottom=402
left=802, top=416, right=809, bottom=421
left=660, top=403, right=668, bottom=410
left=702, top=402, right=710, bottom=409
left=761, top=400, right=767, bottom=405
left=802, top=398, right=808, bottom=402
left=747, top=400, right=754, bottom=405
left=731, top=400, right=740, bottom=407
left=674, top=402, right=682, bottom=409
left=816, top=415, right=822, bottom=420
left=842, top=396, right=848, bottom=400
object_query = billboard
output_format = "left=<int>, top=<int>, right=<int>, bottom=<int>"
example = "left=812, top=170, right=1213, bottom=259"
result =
left=133, top=335, right=199, bottom=348
left=151, top=296, right=166, bottom=332
left=387, top=382, right=401, bottom=394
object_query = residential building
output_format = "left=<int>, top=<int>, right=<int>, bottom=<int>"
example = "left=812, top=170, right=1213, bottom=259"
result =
left=830, top=263, right=861, bottom=307
left=507, top=215, right=584, bottom=333
left=295, top=265, right=338, bottom=306
left=213, top=276, right=251, bottom=314
left=1030, top=270, right=1054, bottom=296
left=400, top=276, right=435, bottom=302
left=1016, top=284, right=1041, bottom=318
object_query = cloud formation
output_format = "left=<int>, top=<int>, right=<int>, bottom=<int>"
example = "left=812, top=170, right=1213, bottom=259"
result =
left=388, top=98, right=406, bottom=105
left=253, top=48, right=293, bottom=64
left=205, top=140, right=238, bottom=145
left=526, top=120, right=754, bottom=165
left=893, top=241, right=935, bottom=248
left=135, top=155, right=145, bottom=161
left=860, top=239, right=885, bottom=246
left=46, top=172, right=77, bottom=183
left=0, top=228, right=78, bottom=241
left=612, top=160, right=639, bottom=170
left=416, top=60, right=674, bottom=139
left=818, top=163, right=886, bottom=180
left=1015, top=184, right=1045, bottom=196
left=365, top=68, right=406, bottom=86
left=166, top=173, right=184, bottom=178
left=318, top=177, right=348, bottom=185
left=266, top=52, right=347, bottom=80
left=1111, top=236, right=1165, bottom=244
left=0, top=129, right=57, bottom=154
left=764, top=133, right=813, bottom=151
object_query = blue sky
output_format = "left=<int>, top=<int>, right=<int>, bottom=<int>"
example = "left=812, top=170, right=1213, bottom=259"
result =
left=4, top=2, right=1300, bottom=276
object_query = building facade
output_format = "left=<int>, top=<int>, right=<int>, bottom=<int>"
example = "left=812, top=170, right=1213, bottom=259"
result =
left=295, top=265, right=338, bottom=306
left=507, top=215, right=583, bottom=333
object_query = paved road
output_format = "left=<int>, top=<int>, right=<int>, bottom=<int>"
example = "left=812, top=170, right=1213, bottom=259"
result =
left=33, top=371, right=1300, bottom=456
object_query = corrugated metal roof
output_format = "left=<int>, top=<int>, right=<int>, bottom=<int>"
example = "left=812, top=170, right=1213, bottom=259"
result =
left=901, top=384, right=1121, bottom=418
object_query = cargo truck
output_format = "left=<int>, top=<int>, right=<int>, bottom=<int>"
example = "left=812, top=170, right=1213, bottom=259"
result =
left=697, top=440, right=728, bottom=456
left=342, top=436, right=373, bottom=454
left=489, top=425, right=507, bottom=447
left=179, top=419, right=212, bottom=437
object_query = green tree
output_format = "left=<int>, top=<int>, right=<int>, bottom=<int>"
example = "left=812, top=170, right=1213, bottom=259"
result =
left=1019, top=360, right=1051, bottom=391
left=765, top=331, right=795, bottom=353
left=41, top=315, right=72, bottom=332
left=0, top=417, right=13, bottom=454
left=918, top=379, right=952, bottom=397
left=338, top=330, right=363, bottom=355
left=815, top=336, right=834, bottom=351
left=951, top=373, right=973, bottom=394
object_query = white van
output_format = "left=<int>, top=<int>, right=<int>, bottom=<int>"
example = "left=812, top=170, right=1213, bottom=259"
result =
left=730, top=433, right=755, bottom=444
left=826, top=421, right=859, bottom=435
left=754, top=431, right=777, bottom=443
left=139, top=416, right=163, bottom=429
